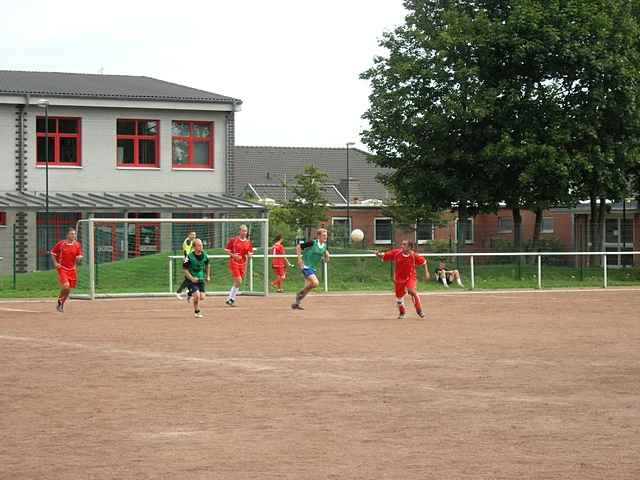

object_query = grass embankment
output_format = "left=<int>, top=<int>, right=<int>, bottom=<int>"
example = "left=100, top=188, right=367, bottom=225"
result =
left=1, top=249, right=639, bottom=298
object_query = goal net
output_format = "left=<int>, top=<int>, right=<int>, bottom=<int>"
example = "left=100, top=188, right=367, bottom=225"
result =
left=74, top=217, right=269, bottom=299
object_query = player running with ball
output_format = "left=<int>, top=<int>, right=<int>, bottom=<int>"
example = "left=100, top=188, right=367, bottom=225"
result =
left=291, top=228, right=330, bottom=310
left=183, top=239, right=210, bottom=318
left=376, top=240, right=430, bottom=319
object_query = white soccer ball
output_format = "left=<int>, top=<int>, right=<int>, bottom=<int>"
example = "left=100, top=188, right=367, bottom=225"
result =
left=350, top=228, right=364, bottom=243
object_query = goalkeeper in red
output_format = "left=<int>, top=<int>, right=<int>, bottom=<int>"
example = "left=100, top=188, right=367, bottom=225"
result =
left=376, top=240, right=430, bottom=319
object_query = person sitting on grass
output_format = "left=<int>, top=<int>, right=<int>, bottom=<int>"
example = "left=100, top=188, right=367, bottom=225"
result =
left=434, top=258, right=464, bottom=288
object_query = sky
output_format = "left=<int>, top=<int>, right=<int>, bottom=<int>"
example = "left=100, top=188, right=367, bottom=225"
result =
left=1, top=0, right=408, bottom=150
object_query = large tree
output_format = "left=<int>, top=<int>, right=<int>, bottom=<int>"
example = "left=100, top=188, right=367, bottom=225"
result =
left=361, top=0, right=499, bottom=253
left=362, top=0, right=640, bottom=255
left=554, top=0, right=640, bottom=254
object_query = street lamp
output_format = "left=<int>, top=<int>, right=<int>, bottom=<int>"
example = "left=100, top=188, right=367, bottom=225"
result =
left=37, top=99, right=50, bottom=267
left=345, top=142, right=355, bottom=243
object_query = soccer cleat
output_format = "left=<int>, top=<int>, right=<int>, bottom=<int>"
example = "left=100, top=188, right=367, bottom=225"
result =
left=291, top=303, right=304, bottom=310
left=417, top=311, right=425, bottom=319
left=194, top=312, right=203, bottom=318
left=397, top=313, right=405, bottom=320
left=225, top=299, right=235, bottom=307
left=56, top=300, right=64, bottom=313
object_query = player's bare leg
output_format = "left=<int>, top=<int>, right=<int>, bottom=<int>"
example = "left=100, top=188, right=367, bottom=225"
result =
left=451, top=270, right=464, bottom=287
left=271, top=275, right=283, bottom=292
left=194, top=291, right=205, bottom=318
left=57, top=283, right=71, bottom=312
left=407, top=287, right=424, bottom=318
left=292, top=275, right=318, bottom=310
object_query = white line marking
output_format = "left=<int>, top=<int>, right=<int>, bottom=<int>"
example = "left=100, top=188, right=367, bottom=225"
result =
left=0, top=334, right=574, bottom=406
left=0, top=308, right=40, bottom=313
left=1, top=287, right=640, bottom=304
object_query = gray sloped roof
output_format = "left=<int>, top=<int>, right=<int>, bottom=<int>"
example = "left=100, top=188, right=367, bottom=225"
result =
left=0, top=70, right=241, bottom=105
left=0, top=191, right=263, bottom=210
left=246, top=183, right=347, bottom=205
left=233, top=146, right=391, bottom=203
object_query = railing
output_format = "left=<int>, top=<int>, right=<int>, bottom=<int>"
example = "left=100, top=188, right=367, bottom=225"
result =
left=169, top=251, right=640, bottom=293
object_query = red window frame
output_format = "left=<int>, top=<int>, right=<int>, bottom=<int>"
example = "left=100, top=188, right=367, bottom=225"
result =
left=36, top=117, right=82, bottom=166
left=116, top=119, right=160, bottom=168
left=0, top=212, right=6, bottom=226
left=172, top=121, right=214, bottom=169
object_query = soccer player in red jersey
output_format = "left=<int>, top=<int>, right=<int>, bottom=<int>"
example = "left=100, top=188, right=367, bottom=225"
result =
left=50, top=228, right=83, bottom=313
left=224, top=224, right=254, bottom=306
left=270, top=234, right=293, bottom=293
left=376, top=240, right=430, bottom=319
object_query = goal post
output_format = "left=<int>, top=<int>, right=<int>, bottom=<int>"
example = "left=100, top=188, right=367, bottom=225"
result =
left=75, top=217, right=269, bottom=299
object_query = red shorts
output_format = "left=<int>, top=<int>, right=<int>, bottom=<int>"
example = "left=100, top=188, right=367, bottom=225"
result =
left=272, top=266, right=286, bottom=278
left=229, top=262, right=246, bottom=279
left=394, top=277, right=417, bottom=298
left=57, top=267, right=77, bottom=288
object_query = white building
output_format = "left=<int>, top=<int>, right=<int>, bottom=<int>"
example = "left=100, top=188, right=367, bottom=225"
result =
left=0, top=70, right=264, bottom=274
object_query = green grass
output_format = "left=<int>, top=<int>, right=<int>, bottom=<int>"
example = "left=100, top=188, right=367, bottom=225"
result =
left=2, top=250, right=639, bottom=298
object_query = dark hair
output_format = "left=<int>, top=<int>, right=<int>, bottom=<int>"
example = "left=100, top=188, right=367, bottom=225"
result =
left=274, top=233, right=283, bottom=243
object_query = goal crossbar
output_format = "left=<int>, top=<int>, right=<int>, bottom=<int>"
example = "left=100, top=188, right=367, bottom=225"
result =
left=77, top=217, right=269, bottom=300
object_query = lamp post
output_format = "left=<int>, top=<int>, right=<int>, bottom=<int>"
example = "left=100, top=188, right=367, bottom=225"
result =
left=345, top=142, right=355, bottom=243
left=37, top=99, right=50, bottom=268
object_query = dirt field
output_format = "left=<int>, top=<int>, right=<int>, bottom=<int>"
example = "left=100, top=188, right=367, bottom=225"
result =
left=0, top=289, right=639, bottom=480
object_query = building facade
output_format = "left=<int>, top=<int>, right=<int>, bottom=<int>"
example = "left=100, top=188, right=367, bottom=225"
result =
left=0, top=71, right=264, bottom=275
left=233, top=146, right=639, bottom=266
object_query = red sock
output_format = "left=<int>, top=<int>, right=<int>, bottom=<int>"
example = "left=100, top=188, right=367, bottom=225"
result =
left=411, top=294, right=422, bottom=314
left=398, top=304, right=406, bottom=315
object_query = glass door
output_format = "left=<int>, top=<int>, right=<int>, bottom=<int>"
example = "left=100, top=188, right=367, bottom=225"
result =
left=605, top=218, right=633, bottom=267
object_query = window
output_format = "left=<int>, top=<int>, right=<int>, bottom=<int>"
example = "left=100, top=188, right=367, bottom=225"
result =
left=127, top=213, right=160, bottom=257
left=416, top=222, right=434, bottom=244
left=374, top=218, right=393, bottom=244
left=542, top=217, right=554, bottom=233
left=331, top=217, right=352, bottom=245
left=36, top=117, right=81, bottom=166
left=0, top=212, right=6, bottom=226
left=36, top=212, right=81, bottom=270
left=455, top=217, right=474, bottom=244
left=117, top=119, right=159, bottom=167
left=172, top=121, right=214, bottom=168
left=498, top=217, right=513, bottom=233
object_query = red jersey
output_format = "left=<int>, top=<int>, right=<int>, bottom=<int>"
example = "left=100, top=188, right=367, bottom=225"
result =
left=271, top=243, right=286, bottom=268
left=51, top=240, right=83, bottom=270
left=226, top=236, right=253, bottom=266
left=382, top=249, right=426, bottom=283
